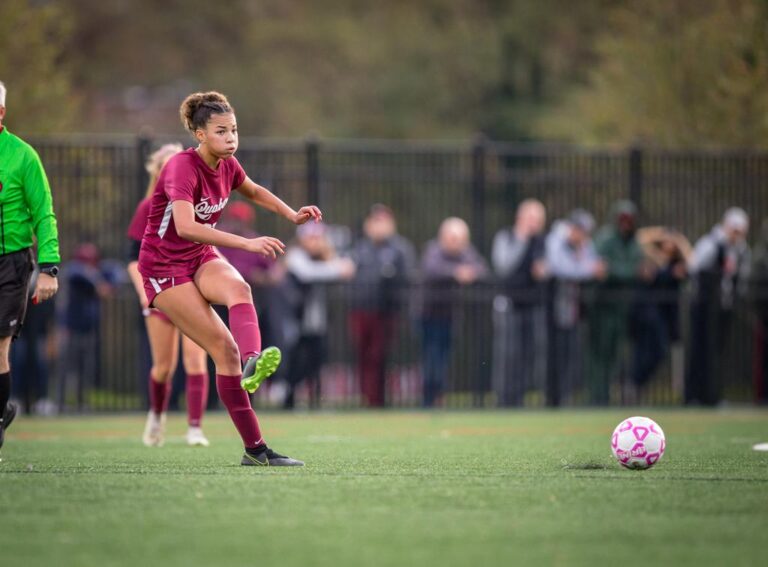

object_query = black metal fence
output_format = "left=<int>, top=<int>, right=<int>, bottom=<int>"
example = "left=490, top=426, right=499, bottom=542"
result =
left=12, top=136, right=768, bottom=413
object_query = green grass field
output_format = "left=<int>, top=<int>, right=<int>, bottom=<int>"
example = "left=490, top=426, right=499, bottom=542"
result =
left=1, top=410, right=767, bottom=567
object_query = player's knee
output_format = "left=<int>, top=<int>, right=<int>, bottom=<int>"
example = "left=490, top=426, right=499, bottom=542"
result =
left=231, top=280, right=252, bottom=303
left=151, top=363, right=174, bottom=383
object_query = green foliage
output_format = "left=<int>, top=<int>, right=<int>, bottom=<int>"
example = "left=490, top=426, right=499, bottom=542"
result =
left=539, top=0, right=768, bottom=147
left=51, top=0, right=618, bottom=138
left=5, top=0, right=766, bottom=145
left=0, top=0, right=78, bottom=134
left=1, top=411, right=767, bottom=567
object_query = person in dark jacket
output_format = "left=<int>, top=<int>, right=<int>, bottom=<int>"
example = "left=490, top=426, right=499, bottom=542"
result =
left=57, top=243, right=113, bottom=411
left=687, top=208, right=750, bottom=405
left=588, top=201, right=643, bottom=405
left=421, top=217, right=488, bottom=407
left=750, top=218, right=768, bottom=405
left=630, top=227, right=691, bottom=396
left=348, top=205, right=416, bottom=407
left=491, top=199, right=547, bottom=406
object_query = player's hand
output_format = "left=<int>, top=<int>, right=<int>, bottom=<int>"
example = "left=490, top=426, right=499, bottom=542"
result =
left=32, top=273, right=59, bottom=304
left=339, top=258, right=356, bottom=280
left=292, top=206, right=323, bottom=225
left=245, top=236, right=286, bottom=259
left=454, top=265, right=478, bottom=285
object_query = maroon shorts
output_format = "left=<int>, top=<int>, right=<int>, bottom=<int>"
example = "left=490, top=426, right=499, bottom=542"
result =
left=142, top=248, right=220, bottom=307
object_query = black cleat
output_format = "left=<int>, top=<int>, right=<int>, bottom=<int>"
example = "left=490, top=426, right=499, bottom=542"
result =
left=241, top=446, right=304, bottom=467
left=0, top=401, right=19, bottom=453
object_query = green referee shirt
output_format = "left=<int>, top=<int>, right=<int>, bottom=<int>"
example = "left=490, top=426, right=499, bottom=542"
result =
left=0, top=126, right=60, bottom=264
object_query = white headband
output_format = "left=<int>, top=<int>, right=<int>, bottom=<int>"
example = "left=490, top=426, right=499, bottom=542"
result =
left=0, top=82, right=5, bottom=107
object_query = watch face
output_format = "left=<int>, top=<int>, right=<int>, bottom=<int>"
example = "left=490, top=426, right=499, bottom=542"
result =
left=43, top=266, right=59, bottom=277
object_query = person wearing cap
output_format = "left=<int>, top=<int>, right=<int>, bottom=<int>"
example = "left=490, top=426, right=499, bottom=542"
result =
left=491, top=199, right=548, bottom=407
left=545, top=209, right=606, bottom=403
left=687, top=207, right=751, bottom=405
left=0, top=80, right=61, bottom=456
left=57, top=243, right=113, bottom=411
left=348, top=205, right=416, bottom=407
left=282, top=222, right=355, bottom=409
left=588, top=201, right=644, bottom=405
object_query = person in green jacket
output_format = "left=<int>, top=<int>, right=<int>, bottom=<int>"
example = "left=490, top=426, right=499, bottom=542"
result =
left=0, top=81, right=61, bottom=456
left=587, top=200, right=644, bottom=404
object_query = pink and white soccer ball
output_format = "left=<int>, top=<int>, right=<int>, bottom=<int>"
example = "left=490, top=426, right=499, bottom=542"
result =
left=610, top=416, right=666, bottom=470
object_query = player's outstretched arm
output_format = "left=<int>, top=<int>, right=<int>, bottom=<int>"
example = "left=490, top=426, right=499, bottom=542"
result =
left=236, top=177, right=322, bottom=225
left=172, top=201, right=286, bottom=258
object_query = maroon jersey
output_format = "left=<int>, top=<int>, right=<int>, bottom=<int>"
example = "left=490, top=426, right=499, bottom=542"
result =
left=138, top=148, right=247, bottom=277
left=127, top=198, right=151, bottom=242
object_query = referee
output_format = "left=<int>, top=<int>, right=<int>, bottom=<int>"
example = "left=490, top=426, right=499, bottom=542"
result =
left=0, top=81, right=60, bottom=457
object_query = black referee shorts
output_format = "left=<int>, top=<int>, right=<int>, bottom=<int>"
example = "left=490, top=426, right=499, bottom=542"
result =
left=0, top=248, right=34, bottom=339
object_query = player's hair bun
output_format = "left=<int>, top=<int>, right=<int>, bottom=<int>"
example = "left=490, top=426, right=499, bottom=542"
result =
left=179, top=91, right=233, bottom=133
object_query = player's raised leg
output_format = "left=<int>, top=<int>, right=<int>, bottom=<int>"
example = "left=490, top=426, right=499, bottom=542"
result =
left=154, top=281, right=302, bottom=466
left=142, top=311, right=179, bottom=447
left=194, top=259, right=281, bottom=394
left=181, top=334, right=210, bottom=447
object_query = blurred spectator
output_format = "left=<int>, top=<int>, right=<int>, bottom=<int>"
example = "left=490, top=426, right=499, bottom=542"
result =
left=282, top=223, right=355, bottom=409
left=10, top=268, right=57, bottom=415
left=750, top=218, right=768, bottom=404
left=630, top=227, right=691, bottom=396
left=348, top=204, right=416, bottom=407
left=421, top=217, right=488, bottom=407
left=57, top=243, right=113, bottom=411
left=546, top=210, right=605, bottom=403
left=687, top=208, right=751, bottom=405
left=588, top=200, right=643, bottom=405
left=491, top=199, right=547, bottom=406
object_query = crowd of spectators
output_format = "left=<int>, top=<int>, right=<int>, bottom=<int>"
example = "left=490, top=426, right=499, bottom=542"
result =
left=11, top=199, right=764, bottom=413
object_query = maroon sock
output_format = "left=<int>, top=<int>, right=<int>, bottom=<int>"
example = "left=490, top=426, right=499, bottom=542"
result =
left=149, top=375, right=171, bottom=416
left=186, top=373, right=208, bottom=427
left=229, top=303, right=261, bottom=363
left=216, top=374, right=264, bottom=448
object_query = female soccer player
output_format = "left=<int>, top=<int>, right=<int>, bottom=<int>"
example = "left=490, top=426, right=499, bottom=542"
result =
left=138, top=91, right=321, bottom=466
left=127, top=143, right=211, bottom=448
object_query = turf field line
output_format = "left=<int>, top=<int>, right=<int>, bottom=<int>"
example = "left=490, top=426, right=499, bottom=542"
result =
left=2, top=467, right=767, bottom=483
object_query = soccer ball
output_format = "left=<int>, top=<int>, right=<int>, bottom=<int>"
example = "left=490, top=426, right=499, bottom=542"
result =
left=610, top=416, right=666, bottom=470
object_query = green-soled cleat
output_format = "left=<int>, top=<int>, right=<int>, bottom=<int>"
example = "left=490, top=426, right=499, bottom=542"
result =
left=240, top=346, right=282, bottom=394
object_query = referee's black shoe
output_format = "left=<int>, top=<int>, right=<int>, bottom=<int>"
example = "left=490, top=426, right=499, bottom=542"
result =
left=0, top=401, right=19, bottom=453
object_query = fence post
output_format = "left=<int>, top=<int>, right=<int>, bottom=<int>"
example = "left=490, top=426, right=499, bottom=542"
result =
left=136, top=135, right=152, bottom=200
left=472, top=135, right=487, bottom=253
left=628, top=147, right=643, bottom=210
left=306, top=135, right=320, bottom=207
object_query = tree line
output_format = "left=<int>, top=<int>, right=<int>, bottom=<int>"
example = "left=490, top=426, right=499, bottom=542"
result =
left=2, top=0, right=766, bottom=147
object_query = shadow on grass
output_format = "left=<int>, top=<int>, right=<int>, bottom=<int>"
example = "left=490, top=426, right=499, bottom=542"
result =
left=561, top=462, right=610, bottom=470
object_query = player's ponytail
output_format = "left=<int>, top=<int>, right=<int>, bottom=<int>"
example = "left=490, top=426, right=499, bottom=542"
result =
left=179, top=91, right=233, bottom=133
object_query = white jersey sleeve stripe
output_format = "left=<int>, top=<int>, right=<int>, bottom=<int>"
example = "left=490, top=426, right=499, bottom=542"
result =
left=158, top=202, right=174, bottom=239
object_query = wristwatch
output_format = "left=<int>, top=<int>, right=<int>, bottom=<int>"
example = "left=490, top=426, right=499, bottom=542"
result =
left=39, top=264, right=59, bottom=277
